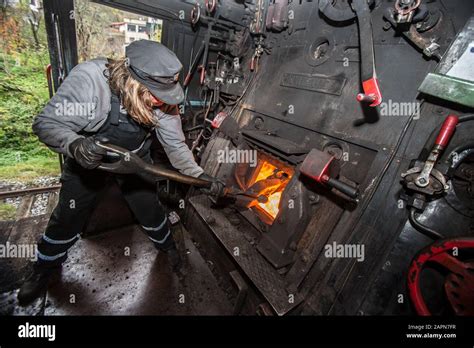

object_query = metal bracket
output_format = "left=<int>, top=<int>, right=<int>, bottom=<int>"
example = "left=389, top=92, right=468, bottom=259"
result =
left=229, top=270, right=248, bottom=315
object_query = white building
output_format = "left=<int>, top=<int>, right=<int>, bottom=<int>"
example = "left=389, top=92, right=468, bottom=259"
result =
left=110, top=17, right=161, bottom=45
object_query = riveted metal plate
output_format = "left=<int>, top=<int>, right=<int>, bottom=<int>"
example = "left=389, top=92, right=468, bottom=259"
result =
left=188, top=194, right=303, bottom=315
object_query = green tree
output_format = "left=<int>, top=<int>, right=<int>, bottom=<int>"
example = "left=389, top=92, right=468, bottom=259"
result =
left=74, top=0, right=123, bottom=61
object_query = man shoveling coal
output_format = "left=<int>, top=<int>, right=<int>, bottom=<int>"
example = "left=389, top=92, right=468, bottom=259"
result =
left=18, top=40, right=223, bottom=305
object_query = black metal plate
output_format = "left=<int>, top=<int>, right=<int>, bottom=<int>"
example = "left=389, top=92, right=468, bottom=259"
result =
left=188, top=195, right=303, bottom=315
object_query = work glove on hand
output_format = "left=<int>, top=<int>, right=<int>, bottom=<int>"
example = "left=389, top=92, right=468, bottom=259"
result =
left=199, top=173, right=226, bottom=197
left=69, top=137, right=107, bottom=169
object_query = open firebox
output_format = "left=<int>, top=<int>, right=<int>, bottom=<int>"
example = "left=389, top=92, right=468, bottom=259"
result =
left=185, top=115, right=372, bottom=315
left=233, top=152, right=294, bottom=225
left=220, top=146, right=318, bottom=269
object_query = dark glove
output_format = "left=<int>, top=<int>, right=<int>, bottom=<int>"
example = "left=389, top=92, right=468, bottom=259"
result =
left=199, top=173, right=225, bottom=197
left=69, top=137, right=107, bottom=169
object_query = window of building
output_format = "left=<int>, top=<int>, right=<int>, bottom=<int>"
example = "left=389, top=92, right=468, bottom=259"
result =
left=127, top=24, right=136, bottom=32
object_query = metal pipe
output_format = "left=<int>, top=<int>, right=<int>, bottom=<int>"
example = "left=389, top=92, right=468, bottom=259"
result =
left=96, top=142, right=212, bottom=188
left=409, top=207, right=444, bottom=240
left=140, top=162, right=212, bottom=187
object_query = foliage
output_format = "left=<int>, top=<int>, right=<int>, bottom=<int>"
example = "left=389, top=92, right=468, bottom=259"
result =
left=74, top=0, right=124, bottom=61
left=0, top=0, right=47, bottom=53
left=0, top=202, right=16, bottom=220
left=0, top=36, right=58, bottom=181
left=0, top=1, right=162, bottom=183
left=0, top=1, right=58, bottom=182
left=0, top=155, right=60, bottom=182
left=0, top=51, right=49, bottom=146
left=0, top=50, right=56, bottom=156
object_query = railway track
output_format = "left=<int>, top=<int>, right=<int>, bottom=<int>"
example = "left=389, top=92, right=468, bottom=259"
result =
left=0, top=185, right=61, bottom=221
left=0, top=185, right=62, bottom=314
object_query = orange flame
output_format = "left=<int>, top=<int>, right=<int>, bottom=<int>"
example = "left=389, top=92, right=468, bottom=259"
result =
left=253, top=161, right=289, bottom=219
left=258, top=191, right=282, bottom=219
left=254, top=161, right=277, bottom=182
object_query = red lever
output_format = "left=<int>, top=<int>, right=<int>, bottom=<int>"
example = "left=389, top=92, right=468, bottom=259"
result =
left=250, top=57, right=256, bottom=71
left=358, top=77, right=382, bottom=107
left=197, top=65, right=206, bottom=85
left=300, top=149, right=359, bottom=199
left=183, top=73, right=191, bottom=87
left=435, top=115, right=459, bottom=149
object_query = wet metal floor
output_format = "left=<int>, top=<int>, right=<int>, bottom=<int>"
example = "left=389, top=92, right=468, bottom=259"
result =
left=0, top=217, right=233, bottom=315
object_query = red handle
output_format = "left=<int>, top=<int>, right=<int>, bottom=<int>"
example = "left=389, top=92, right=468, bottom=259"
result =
left=183, top=73, right=191, bottom=87
left=435, top=115, right=459, bottom=148
left=45, top=64, right=52, bottom=77
left=359, top=77, right=382, bottom=107
left=197, top=65, right=206, bottom=85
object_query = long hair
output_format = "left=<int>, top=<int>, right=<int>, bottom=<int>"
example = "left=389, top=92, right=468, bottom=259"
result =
left=107, top=58, right=157, bottom=127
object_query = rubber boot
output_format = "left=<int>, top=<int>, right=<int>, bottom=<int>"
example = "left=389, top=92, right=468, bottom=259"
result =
left=17, top=265, right=60, bottom=306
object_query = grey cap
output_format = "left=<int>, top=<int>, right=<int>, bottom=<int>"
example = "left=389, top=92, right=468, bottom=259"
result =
left=125, top=40, right=184, bottom=105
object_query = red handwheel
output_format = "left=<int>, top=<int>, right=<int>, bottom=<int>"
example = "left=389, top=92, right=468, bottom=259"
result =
left=408, top=238, right=474, bottom=315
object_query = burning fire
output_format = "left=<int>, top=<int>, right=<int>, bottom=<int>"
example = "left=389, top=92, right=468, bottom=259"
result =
left=254, top=161, right=278, bottom=182
left=253, top=161, right=288, bottom=219
left=259, top=191, right=283, bottom=219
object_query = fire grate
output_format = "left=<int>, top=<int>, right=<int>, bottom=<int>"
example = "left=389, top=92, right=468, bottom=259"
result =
left=188, top=194, right=303, bottom=315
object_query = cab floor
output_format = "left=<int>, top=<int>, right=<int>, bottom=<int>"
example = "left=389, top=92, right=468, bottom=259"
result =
left=0, top=218, right=233, bottom=315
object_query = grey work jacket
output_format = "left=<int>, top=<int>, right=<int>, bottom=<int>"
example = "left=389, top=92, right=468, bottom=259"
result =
left=32, top=58, right=204, bottom=178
